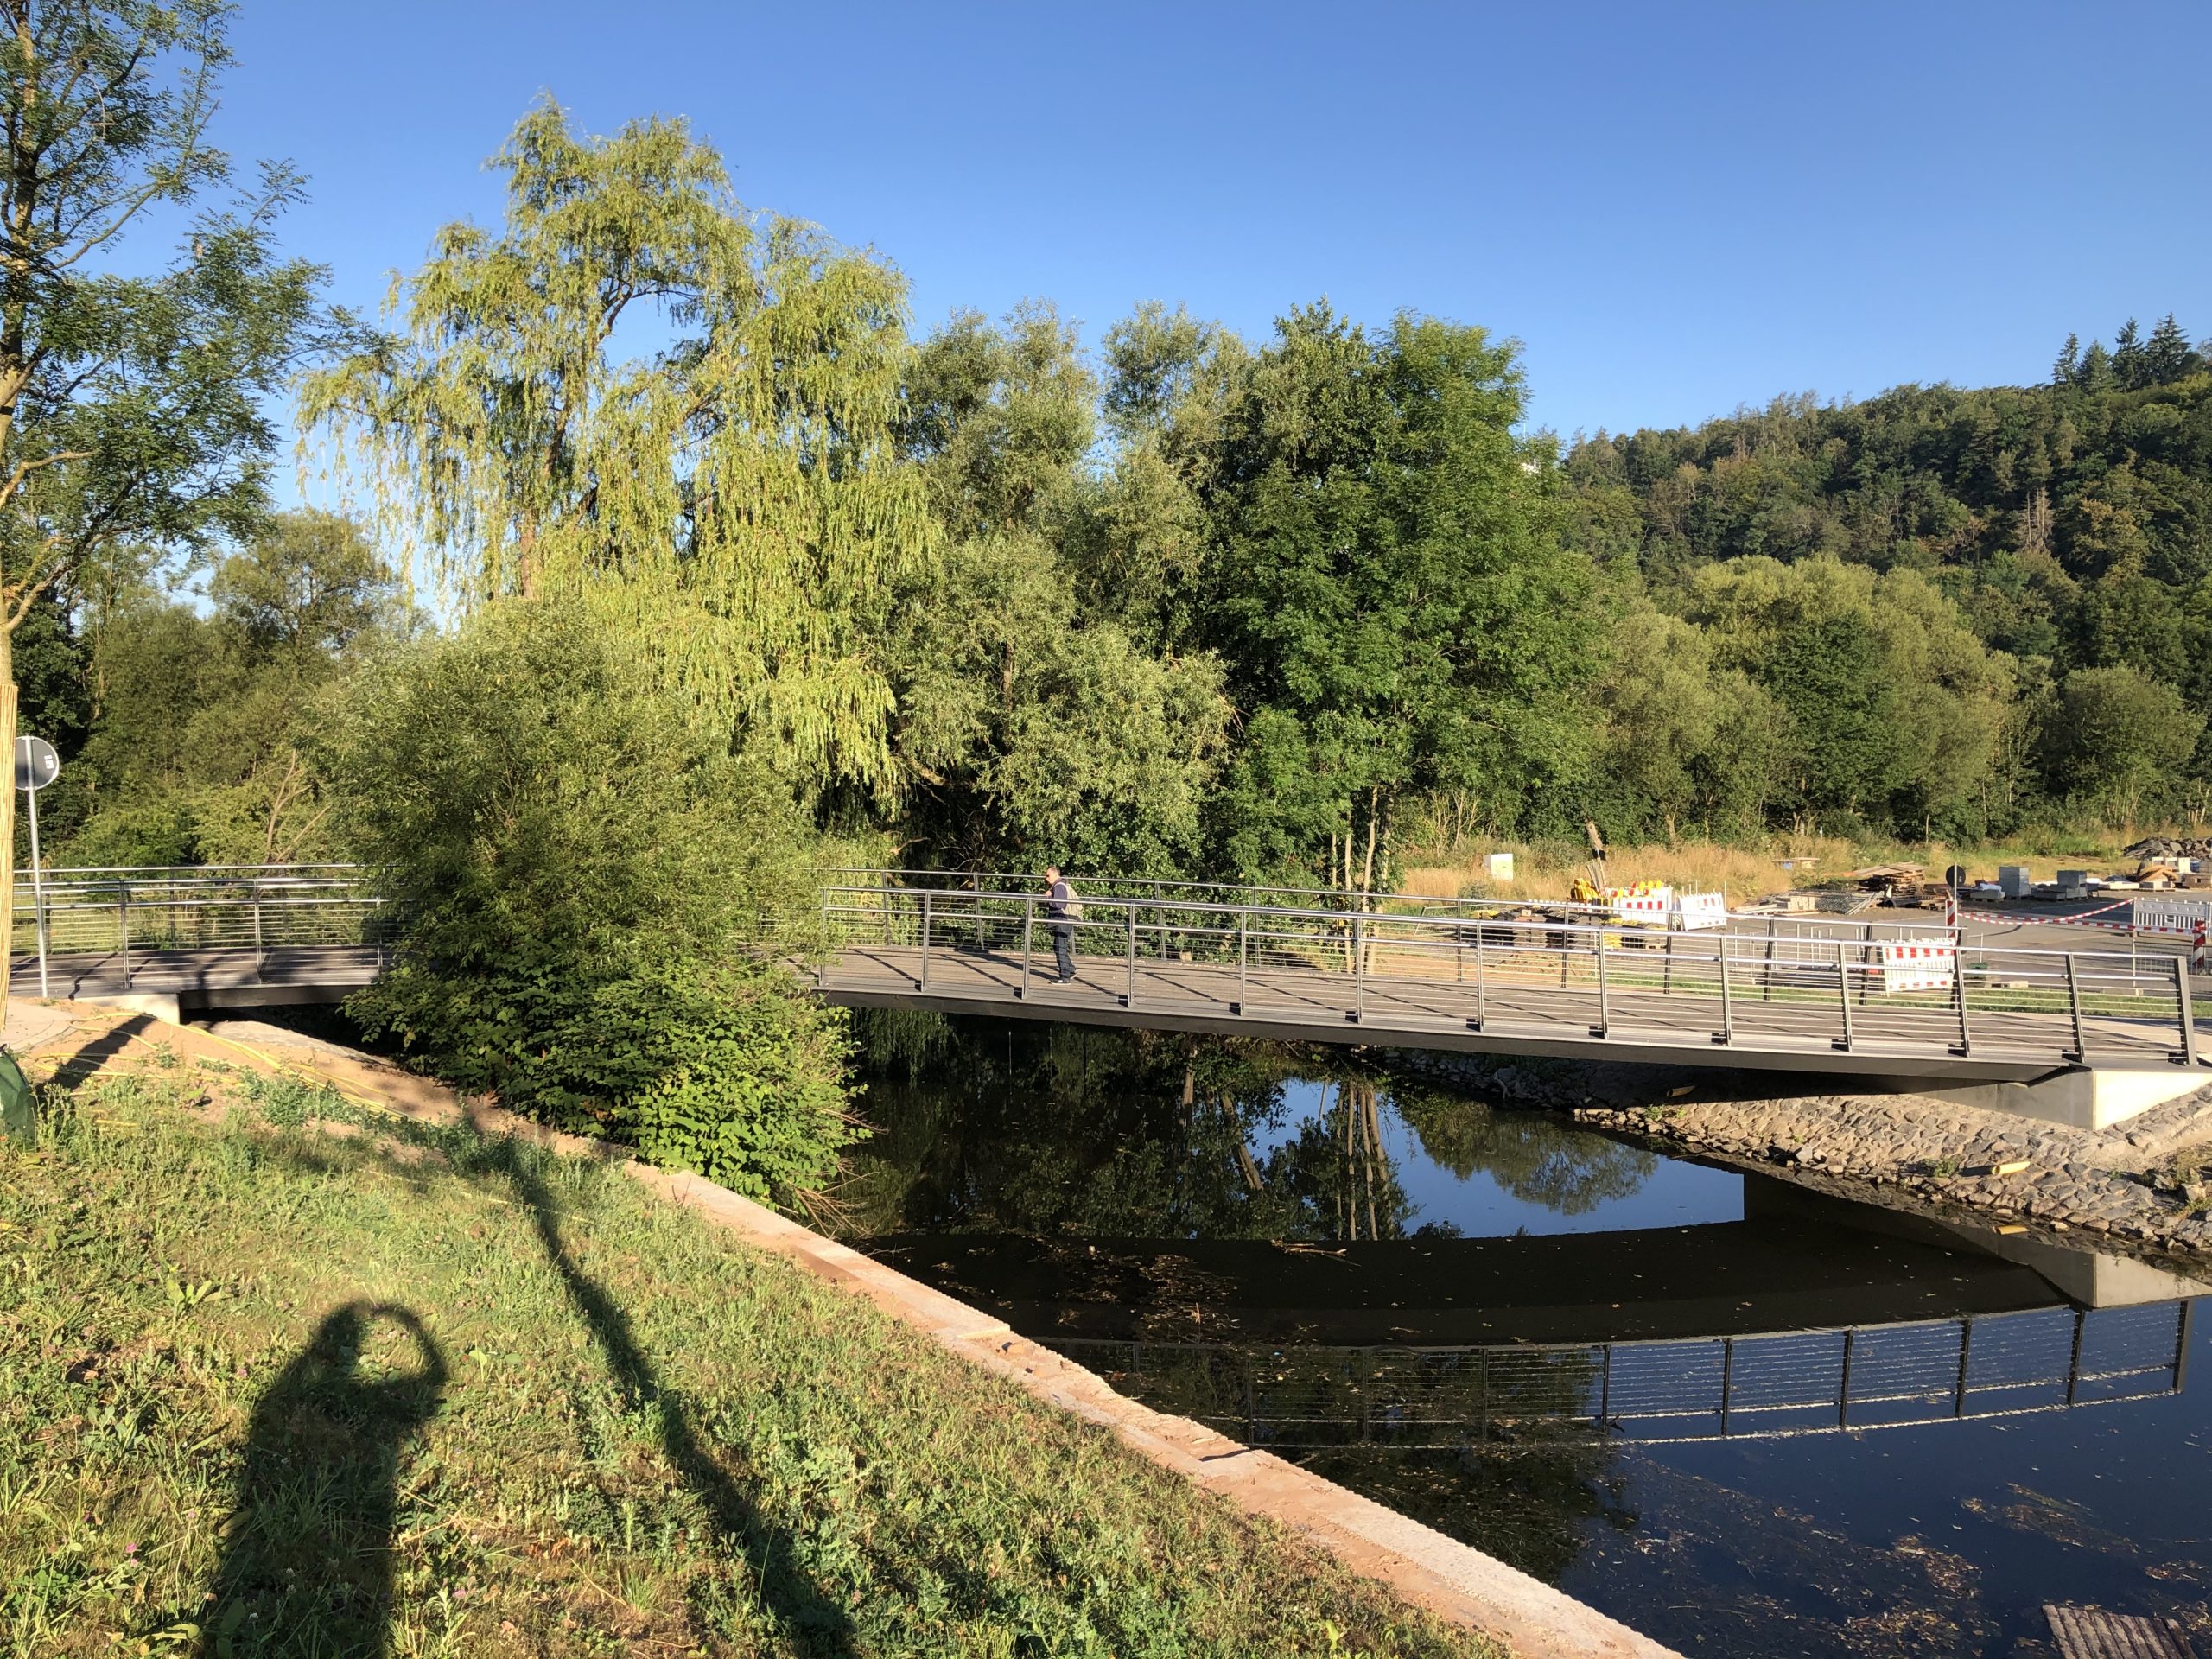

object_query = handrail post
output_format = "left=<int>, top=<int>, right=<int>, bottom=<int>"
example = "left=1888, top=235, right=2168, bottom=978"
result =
left=1020, top=895, right=1034, bottom=998
left=1954, top=1318, right=1973, bottom=1418
left=1715, top=931, right=1733, bottom=1046
left=1953, top=946, right=1973, bottom=1057
left=118, top=878, right=132, bottom=988
left=1837, top=1327, right=1854, bottom=1427
left=918, top=889, right=931, bottom=990
left=1124, top=903, right=1137, bottom=1007
left=1591, top=925, right=1610, bottom=1038
left=1763, top=918, right=1776, bottom=1001
left=1471, top=921, right=1486, bottom=1032
left=1351, top=917, right=1364, bottom=1023
left=252, top=883, right=266, bottom=981
left=2177, top=955, right=2198, bottom=1067
left=1236, top=910, right=1249, bottom=1014
left=1833, top=941, right=1853, bottom=1051
left=2063, top=952, right=2087, bottom=1062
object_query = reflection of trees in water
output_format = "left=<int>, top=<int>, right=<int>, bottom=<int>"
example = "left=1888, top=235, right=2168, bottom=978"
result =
left=842, top=1016, right=1658, bottom=1243
left=1391, top=1084, right=1656, bottom=1216
left=1265, top=1077, right=1414, bottom=1242
left=842, top=1012, right=1316, bottom=1240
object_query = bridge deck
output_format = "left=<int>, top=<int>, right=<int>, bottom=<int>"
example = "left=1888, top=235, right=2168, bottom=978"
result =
left=820, top=942, right=2197, bottom=1082
left=12, top=944, right=380, bottom=1007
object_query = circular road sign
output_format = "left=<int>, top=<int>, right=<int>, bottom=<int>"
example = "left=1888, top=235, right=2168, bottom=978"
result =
left=15, top=735, right=58, bottom=792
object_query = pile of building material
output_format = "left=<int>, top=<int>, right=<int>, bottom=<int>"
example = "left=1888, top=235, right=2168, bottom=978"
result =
left=2126, top=835, right=2212, bottom=863
left=2126, top=836, right=2212, bottom=889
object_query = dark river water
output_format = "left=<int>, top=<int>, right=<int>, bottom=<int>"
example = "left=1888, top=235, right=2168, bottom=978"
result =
left=839, top=1012, right=2212, bottom=1659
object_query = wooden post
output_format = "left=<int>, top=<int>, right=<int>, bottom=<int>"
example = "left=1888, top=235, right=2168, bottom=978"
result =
left=0, top=681, right=15, bottom=1030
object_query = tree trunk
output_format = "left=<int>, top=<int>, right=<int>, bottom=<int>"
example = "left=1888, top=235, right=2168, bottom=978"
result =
left=0, top=622, right=17, bottom=1036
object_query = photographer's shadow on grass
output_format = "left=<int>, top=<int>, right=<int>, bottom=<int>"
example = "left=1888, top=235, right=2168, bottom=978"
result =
left=201, top=1302, right=446, bottom=1657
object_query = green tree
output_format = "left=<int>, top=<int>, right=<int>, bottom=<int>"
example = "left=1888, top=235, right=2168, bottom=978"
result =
left=1198, top=305, right=1597, bottom=883
left=321, top=600, right=853, bottom=1204
left=60, top=512, right=398, bottom=865
left=890, top=306, right=1230, bottom=872
left=1681, top=557, right=2015, bottom=836
left=304, top=99, right=935, bottom=805
left=0, top=1, right=340, bottom=1014
left=2037, top=664, right=2203, bottom=821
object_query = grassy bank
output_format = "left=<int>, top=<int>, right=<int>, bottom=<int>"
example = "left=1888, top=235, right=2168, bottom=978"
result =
left=0, top=1033, right=1503, bottom=1658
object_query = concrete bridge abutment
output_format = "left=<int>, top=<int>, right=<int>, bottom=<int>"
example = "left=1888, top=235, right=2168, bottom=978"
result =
left=1884, top=1066, right=2211, bottom=1131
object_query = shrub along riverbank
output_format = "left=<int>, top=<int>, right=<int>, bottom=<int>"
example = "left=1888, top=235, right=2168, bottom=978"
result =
left=0, top=1027, right=1503, bottom=1657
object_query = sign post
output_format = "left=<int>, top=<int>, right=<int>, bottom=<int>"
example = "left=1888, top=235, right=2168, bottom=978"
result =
left=14, top=736, right=59, bottom=998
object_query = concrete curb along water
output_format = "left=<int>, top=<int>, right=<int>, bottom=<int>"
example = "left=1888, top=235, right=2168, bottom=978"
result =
left=129, top=1011, right=1677, bottom=1659
left=640, top=1166, right=1678, bottom=1659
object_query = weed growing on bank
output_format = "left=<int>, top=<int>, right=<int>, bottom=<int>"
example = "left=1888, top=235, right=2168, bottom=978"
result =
left=0, top=1052, right=1500, bottom=1658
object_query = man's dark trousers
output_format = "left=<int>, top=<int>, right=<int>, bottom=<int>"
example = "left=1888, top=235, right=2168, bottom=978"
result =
left=1050, top=924, right=1074, bottom=981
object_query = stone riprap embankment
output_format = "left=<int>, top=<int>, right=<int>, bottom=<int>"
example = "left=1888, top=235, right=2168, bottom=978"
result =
left=1391, top=1051, right=2212, bottom=1259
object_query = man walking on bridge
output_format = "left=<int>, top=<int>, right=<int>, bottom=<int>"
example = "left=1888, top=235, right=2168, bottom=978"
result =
left=1043, top=867, right=1078, bottom=982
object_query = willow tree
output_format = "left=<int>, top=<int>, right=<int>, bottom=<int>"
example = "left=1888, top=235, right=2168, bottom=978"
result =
left=303, top=101, right=936, bottom=802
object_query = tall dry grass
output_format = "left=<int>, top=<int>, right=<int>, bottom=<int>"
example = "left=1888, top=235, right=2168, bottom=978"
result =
left=1399, top=830, right=2163, bottom=905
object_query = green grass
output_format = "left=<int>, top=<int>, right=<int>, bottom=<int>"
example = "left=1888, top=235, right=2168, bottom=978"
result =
left=0, top=1054, right=1504, bottom=1658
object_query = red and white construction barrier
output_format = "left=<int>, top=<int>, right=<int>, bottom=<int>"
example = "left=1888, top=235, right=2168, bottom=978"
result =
left=1605, top=887, right=1672, bottom=924
left=1880, top=938, right=1957, bottom=993
left=1672, top=891, right=1727, bottom=932
left=1955, top=896, right=2208, bottom=937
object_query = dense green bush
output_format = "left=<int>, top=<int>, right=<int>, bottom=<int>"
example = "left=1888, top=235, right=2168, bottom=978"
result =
left=321, top=600, right=855, bottom=1205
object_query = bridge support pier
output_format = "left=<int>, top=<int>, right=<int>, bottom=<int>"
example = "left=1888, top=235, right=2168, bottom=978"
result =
left=1885, top=1066, right=2210, bottom=1131
left=79, top=990, right=182, bottom=1026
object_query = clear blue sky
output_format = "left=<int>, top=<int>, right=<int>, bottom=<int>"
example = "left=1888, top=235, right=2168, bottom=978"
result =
left=219, top=0, right=2209, bottom=440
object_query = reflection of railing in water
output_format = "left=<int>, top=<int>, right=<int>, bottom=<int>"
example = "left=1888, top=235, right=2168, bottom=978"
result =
left=1055, top=1301, right=2195, bottom=1447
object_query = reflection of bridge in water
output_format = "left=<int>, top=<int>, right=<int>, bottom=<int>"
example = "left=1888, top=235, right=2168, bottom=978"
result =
left=1055, top=1300, right=2192, bottom=1447
left=866, top=1179, right=2209, bottom=1446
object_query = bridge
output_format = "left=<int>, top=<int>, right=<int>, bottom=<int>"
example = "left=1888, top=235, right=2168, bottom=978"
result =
left=816, top=872, right=2209, bottom=1122
left=5, top=864, right=2205, bottom=1124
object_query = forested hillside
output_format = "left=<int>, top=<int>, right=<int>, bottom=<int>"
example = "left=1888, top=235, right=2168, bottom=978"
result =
left=1562, top=318, right=2212, bottom=841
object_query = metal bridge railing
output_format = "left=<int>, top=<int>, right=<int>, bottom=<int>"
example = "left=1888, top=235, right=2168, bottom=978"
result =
left=821, top=879, right=2207, bottom=1069
left=8, top=865, right=388, bottom=988
left=1053, top=1300, right=2194, bottom=1447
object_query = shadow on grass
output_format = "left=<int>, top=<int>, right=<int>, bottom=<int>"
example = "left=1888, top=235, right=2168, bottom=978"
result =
left=201, top=1302, right=446, bottom=1657
left=43, top=1012, right=157, bottom=1089
left=486, top=1141, right=860, bottom=1655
